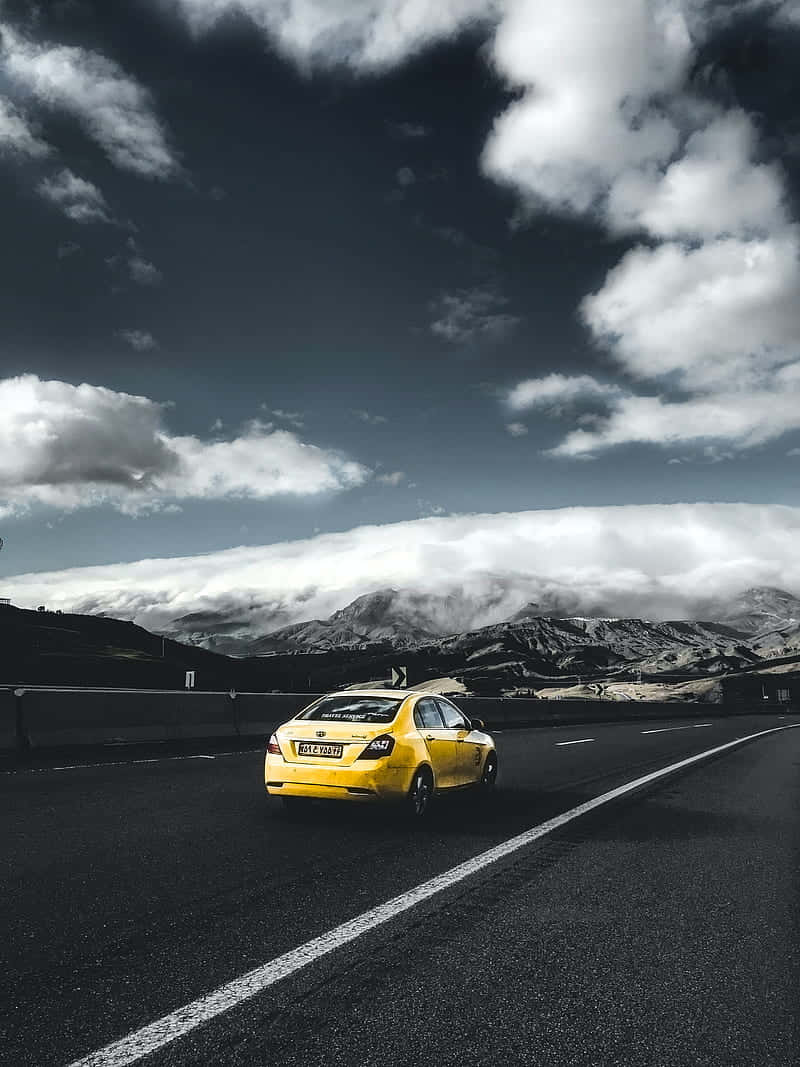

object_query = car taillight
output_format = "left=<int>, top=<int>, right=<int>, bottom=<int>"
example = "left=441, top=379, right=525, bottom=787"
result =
left=356, top=734, right=395, bottom=759
left=267, top=734, right=282, bottom=755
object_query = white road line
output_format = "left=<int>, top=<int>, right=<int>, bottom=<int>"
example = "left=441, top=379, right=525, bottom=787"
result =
left=65, top=723, right=799, bottom=1067
left=555, top=738, right=595, bottom=746
left=2, top=753, right=222, bottom=775
left=641, top=723, right=712, bottom=735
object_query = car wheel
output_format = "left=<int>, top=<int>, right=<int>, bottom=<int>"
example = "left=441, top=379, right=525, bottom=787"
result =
left=407, top=767, right=433, bottom=819
left=480, top=752, right=498, bottom=792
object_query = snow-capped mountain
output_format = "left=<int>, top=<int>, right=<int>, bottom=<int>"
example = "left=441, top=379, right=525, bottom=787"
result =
left=244, top=588, right=497, bottom=653
left=705, top=586, right=800, bottom=634
left=165, top=584, right=800, bottom=683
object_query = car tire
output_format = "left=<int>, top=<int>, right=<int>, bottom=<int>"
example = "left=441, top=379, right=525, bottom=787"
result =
left=479, top=752, right=498, bottom=792
left=406, top=767, right=433, bottom=819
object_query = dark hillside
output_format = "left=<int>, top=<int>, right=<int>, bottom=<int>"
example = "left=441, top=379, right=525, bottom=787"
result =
left=0, top=604, right=461, bottom=691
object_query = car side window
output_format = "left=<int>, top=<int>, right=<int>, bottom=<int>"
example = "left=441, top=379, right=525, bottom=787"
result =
left=436, top=699, right=469, bottom=730
left=414, top=699, right=445, bottom=729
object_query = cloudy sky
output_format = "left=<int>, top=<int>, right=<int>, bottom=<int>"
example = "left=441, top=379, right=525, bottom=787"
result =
left=2, top=0, right=800, bottom=624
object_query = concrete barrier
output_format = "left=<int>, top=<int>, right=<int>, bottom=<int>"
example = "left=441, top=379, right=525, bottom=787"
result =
left=6, top=687, right=792, bottom=757
left=459, top=697, right=794, bottom=727
left=164, top=692, right=240, bottom=741
left=22, top=689, right=171, bottom=748
left=458, top=697, right=729, bottom=728
left=20, top=689, right=238, bottom=749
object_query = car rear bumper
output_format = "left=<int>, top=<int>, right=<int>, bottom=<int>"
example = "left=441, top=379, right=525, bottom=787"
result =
left=265, top=755, right=415, bottom=802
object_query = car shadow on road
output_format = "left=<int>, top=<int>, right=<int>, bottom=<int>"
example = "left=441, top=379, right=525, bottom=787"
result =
left=265, top=785, right=601, bottom=842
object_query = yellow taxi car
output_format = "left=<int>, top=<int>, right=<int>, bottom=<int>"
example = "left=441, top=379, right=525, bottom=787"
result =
left=265, top=689, right=497, bottom=817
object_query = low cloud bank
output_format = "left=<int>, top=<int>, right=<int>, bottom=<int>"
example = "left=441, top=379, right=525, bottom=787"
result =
left=4, top=502, right=800, bottom=633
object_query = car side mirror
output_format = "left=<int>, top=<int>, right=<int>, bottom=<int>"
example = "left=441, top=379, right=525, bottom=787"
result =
left=470, top=717, right=485, bottom=731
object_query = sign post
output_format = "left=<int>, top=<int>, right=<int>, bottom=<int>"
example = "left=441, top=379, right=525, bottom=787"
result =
left=390, top=665, right=408, bottom=688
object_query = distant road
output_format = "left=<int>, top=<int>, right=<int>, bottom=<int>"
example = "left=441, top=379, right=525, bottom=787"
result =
left=1, top=712, right=798, bottom=1066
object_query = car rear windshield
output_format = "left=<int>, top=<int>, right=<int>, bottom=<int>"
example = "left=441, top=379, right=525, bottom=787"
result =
left=298, top=696, right=401, bottom=724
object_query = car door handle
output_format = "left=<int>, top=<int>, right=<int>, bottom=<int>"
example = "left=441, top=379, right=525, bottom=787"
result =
left=425, top=734, right=435, bottom=740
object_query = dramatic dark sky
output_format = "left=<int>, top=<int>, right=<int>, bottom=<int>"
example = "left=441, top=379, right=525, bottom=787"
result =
left=2, top=1, right=800, bottom=624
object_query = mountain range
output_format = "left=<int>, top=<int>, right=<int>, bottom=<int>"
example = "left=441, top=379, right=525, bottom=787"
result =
left=4, top=585, right=800, bottom=695
left=166, top=585, right=800, bottom=689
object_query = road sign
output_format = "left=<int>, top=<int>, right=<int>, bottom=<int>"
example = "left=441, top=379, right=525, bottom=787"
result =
left=185, top=670, right=196, bottom=689
left=390, top=665, right=408, bottom=688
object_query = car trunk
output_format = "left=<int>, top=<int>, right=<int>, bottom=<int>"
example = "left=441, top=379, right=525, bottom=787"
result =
left=278, top=719, right=394, bottom=767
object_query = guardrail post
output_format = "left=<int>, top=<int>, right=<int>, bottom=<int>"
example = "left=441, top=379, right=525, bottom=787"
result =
left=14, top=688, right=30, bottom=758
left=229, top=689, right=239, bottom=737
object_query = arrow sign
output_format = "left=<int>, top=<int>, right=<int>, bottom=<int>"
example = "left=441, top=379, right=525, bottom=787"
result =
left=390, top=665, right=408, bottom=688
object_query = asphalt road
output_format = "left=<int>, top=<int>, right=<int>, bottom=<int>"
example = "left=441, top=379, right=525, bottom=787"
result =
left=2, top=712, right=798, bottom=1067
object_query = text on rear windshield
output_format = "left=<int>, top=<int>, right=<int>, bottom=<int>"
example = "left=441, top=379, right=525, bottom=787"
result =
left=299, top=697, right=401, bottom=723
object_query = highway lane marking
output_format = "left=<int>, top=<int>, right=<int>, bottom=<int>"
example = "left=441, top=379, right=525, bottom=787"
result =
left=55, top=755, right=217, bottom=770
left=0, top=753, right=250, bottom=775
left=556, top=738, right=595, bottom=746
left=65, top=723, right=799, bottom=1067
left=641, top=723, right=712, bottom=735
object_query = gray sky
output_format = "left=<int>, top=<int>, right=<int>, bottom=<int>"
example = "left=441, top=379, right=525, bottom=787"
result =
left=1, top=1, right=800, bottom=621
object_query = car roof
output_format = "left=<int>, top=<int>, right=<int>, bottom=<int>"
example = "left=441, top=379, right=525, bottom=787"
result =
left=325, top=688, right=424, bottom=698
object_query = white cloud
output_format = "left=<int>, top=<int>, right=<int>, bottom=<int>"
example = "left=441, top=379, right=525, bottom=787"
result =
left=6, top=503, right=800, bottom=631
left=507, top=373, right=621, bottom=412
left=268, top=408, right=305, bottom=429
left=772, top=1, right=800, bottom=26
left=37, top=168, right=111, bottom=223
left=128, top=254, right=163, bottom=285
left=110, top=237, right=164, bottom=285
left=0, top=22, right=178, bottom=178
left=387, top=120, right=429, bottom=138
left=482, top=0, right=690, bottom=218
left=510, top=364, right=800, bottom=457
left=431, top=287, right=520, bottom=344
left=169, top=0, right=500, bottom=70
left=353, top=409, right=388, bottom=425
left=0, top=94, right=50, bottom=156
left=0, top=375, right=370, bottom=518
left=506, top=422, right=528, bottom=437
left=118, top=329, right=158, bottom=352
left=581, top=230, right=800, bottom=392
left=377, top=470, right=405, bottom=485
left=484, top=3, right=800, bottom=456
left=607, top=110, right=788, bottom=240
left=416, top=498, right=447, bottom=517
left=549, top=380, right=800, bottom=456
left=480, top=3, right=793, bottom=247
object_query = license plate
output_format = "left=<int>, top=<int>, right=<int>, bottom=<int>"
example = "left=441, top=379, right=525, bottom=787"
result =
left=297, top=741, right=343, bottom=758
